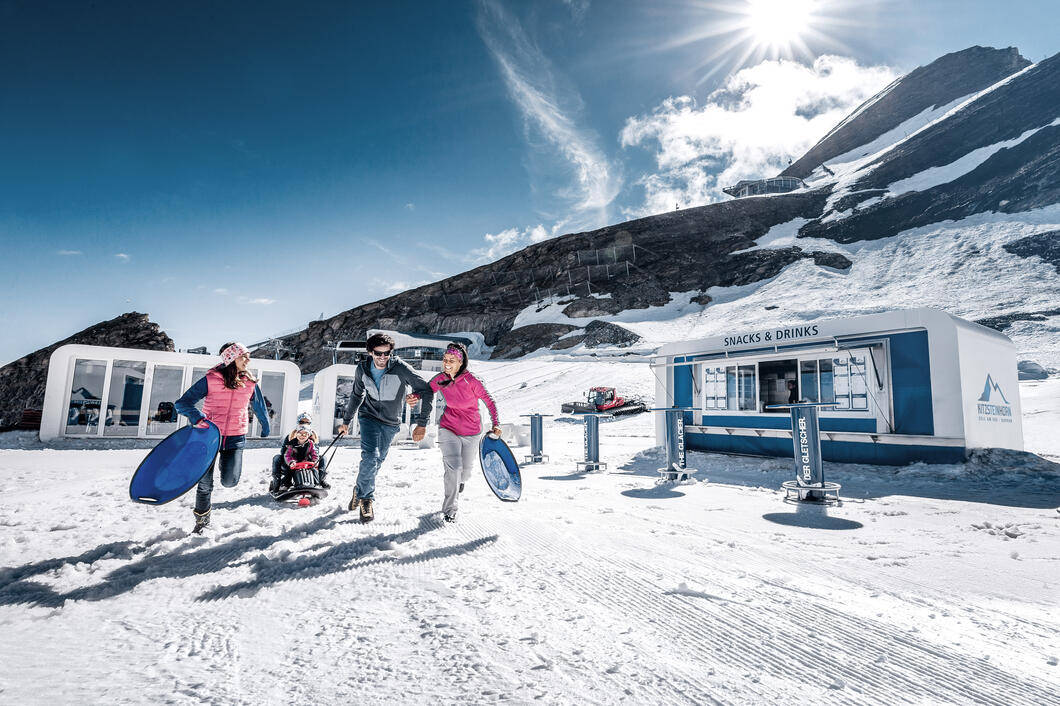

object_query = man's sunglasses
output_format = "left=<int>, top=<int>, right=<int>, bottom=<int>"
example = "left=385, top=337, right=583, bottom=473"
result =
left=371, top=349, right=392, bottom=358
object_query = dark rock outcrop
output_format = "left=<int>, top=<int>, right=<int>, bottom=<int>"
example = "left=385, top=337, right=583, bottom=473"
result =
left=1017, top=360, right=1053, bottom=380
left=783, top=47, right=1029, bottom=179
left=799, top=52, right=1060, bottom=244
left=490, top=324, right=579, bottom=359
left=257, top=190, right=831, bottom=372
left=1003, top=230, right=1060, bottom=272
left=975, top=308, right=1060, bottom=332
left=0, top=313, right=173, bottom=429
left=581, top=321, right=641, bottom=348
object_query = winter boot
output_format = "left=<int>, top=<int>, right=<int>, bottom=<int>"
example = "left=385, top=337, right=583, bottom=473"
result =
left=318, top=472, right=330, bottom=490
left=444, top=512, right=457, bottom=523
left=348, top=489, right=359, bottom=512
left=359, top=498, right=374, bottom=523
left=192, top=509, right=211, bottom=534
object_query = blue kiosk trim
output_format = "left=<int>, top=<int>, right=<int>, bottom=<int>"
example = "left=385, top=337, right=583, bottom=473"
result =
left=653, top=309, right=1024, bottom=466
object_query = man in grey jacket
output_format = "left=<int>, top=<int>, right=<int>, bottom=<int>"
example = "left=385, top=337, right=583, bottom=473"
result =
left=337, top=332, right=434, bottom=522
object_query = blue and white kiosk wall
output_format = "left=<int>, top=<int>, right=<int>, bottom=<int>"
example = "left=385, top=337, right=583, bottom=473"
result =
left=40, top=344, right=300, bottom=442
left=652, top=309, right=1023, bottom=465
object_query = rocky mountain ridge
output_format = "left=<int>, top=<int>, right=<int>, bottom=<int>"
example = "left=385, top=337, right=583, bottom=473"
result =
left=0, top=313, right=173, bottom=428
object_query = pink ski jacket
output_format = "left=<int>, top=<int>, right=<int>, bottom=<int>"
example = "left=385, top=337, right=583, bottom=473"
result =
left=429, top=371, right=499, bottom=436
left=201, top=370, right=258, bottom=437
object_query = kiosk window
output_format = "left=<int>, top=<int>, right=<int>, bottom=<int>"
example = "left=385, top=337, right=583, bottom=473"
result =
left=703, top=366, right=728, bottom=409
left=725, top=367, right=738, bottom=410
left=800, top=360, right=819, bottom=403
left=818, top=359, right=834, bottom=403
left=758, top=359, right=797, bottom=411
left=738, top=365, right=756, bottom=411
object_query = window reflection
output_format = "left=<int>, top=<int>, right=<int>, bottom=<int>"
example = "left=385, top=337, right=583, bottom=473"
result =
left=334, top=375, right=357, bottom=436
left=65, top=359, right=107, bottom=435
left=254, top=371, right=284, bottom=437
left=147, top=365, right=184, bottom=436
left=103, top=360, right=147, bottom=436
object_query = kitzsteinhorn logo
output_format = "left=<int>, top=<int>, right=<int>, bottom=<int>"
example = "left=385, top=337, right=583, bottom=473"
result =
left=976, top=374, right=1012, bottom=419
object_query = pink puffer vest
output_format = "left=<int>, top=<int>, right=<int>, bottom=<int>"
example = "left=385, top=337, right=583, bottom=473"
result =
left=201, top=370, right=257, bottom=437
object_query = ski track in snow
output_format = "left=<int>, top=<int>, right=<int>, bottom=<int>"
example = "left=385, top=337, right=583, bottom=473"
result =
left=1, top=366, right=1060, bottom=704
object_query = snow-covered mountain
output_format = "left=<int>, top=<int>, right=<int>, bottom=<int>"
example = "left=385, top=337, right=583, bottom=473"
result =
left=262, top=45, right=1059, bottom=374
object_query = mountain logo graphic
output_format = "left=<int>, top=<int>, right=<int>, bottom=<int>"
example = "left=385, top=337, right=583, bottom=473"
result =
left=977, top=375, right=1009, bottom=404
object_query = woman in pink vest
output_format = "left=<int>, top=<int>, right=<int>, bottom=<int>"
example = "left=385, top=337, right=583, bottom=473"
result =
left=426, top=341, right=501, bottom=523
left=175, top=342, right=271, bottom=533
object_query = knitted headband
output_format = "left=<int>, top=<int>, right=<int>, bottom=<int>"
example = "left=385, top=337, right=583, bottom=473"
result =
left=220, top=342, right=250, bottom=366
left=444, top=347, right=464, bottom=360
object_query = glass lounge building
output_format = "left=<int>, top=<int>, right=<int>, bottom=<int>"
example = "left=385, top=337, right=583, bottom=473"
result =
left=40, top=344, right=300, bottom=441
left=652, top=309, right=1024, bottom=465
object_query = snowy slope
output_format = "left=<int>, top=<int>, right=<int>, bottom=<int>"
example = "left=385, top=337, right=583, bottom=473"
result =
left=1, top=361, right=1058, bottom=705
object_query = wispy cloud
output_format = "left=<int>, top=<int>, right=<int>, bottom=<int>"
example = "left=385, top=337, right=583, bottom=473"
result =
left=115, top=252, right=130, bottom=262
left=56, top=249, right=82, bottom=256
left=238, top=296, right=275, bottom=305
left=214, top=288, right=229, bottom=295
left=405, top=202, right=416, bottom=211
left=471, top=224, right=551, bottom=263
left=476, top=0, right=620, bottom=236
left=620, top=55, right=896, bottom=217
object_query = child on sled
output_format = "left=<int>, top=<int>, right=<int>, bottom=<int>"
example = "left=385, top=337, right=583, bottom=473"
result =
left=270, top=414, right=327, bottom=492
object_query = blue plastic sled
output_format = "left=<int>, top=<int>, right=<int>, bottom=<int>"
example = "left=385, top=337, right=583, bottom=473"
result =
left=479, top=434, right=522, bottom=502
left=129, top=422, right=221, bottom=505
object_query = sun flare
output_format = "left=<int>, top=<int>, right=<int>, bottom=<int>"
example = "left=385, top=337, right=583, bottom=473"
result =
left=742, top=0, right=817, bottom=56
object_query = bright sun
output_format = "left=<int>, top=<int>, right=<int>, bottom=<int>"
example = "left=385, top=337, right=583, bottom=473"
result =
left=742, top=0, right=817, bottom=56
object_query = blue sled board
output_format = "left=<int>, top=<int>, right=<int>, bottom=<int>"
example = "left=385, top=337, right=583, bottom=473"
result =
left=129, top=422, right=220, bottom=505
left=479, top=434, right=521, bottom=502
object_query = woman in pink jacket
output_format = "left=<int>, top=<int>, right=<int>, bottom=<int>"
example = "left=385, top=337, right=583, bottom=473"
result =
left=175, top=342, right=271, bottom=533
left=427, top=341, right=500, bottom=523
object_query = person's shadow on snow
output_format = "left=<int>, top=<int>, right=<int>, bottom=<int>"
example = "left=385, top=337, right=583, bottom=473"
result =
left=0, top=511, right=494, bottom=608
left=197, top=513, right=497, bottom=601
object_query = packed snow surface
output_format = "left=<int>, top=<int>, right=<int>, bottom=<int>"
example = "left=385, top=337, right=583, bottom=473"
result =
left=1, top=361, right=1058, bottom=705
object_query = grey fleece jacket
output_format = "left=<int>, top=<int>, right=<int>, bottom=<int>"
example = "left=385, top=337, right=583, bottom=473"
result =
left=342, top=356, right=434, bottom=428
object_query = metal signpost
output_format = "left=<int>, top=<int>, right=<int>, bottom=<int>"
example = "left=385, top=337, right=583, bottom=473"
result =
left=520, top=413, right=552, bottom=464
left=575, top=412, right=612, bottom=472
left=651, top=407, right=697, bottom=481
left=766, top=402, right=840, bottom=503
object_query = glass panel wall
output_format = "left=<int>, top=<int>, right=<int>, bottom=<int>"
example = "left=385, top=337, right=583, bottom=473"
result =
left=800, top=360, right=819, bottom=402
left=103, top=360, right=147, bottom=436
left=334, top=375, right=356, bottom=436
left=65, top=359, right=107, bottom=435
left=818, top=359, right=834, bottom=403
left=254, top=371, right=284, bottom=438
left=737, top=365, right=757, bottom=411
left=147, top=365, right=185, bottom=436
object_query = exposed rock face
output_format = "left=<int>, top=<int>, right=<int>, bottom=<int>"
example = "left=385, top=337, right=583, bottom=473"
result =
left=490, top=324, right=579, bottom=359
left=1003, top=230, right=1060, bottom=273
left=783, top=46, right=1029, bottom=179
left=488, top=320, right=642, bottom=359
left=0, top=313, right=174, bottom=429
left=247, top=45, right=1055, bottom=373
left=1017, top=360, right=1054, bottom=381
left=799, top=51, right=1059, bottom=244
left=258, top=190, right=831, bottom=372
left=581, top=321, right=641, bottom=348
left=975, top=308, right=1060, bottom=332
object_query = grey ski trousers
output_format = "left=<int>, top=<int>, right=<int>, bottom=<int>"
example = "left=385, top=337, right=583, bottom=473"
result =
left=438, top=427, right=478, bottom=516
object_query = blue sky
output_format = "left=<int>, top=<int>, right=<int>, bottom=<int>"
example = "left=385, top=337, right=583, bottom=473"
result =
left=2, top=0, right=1057, bottom=365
